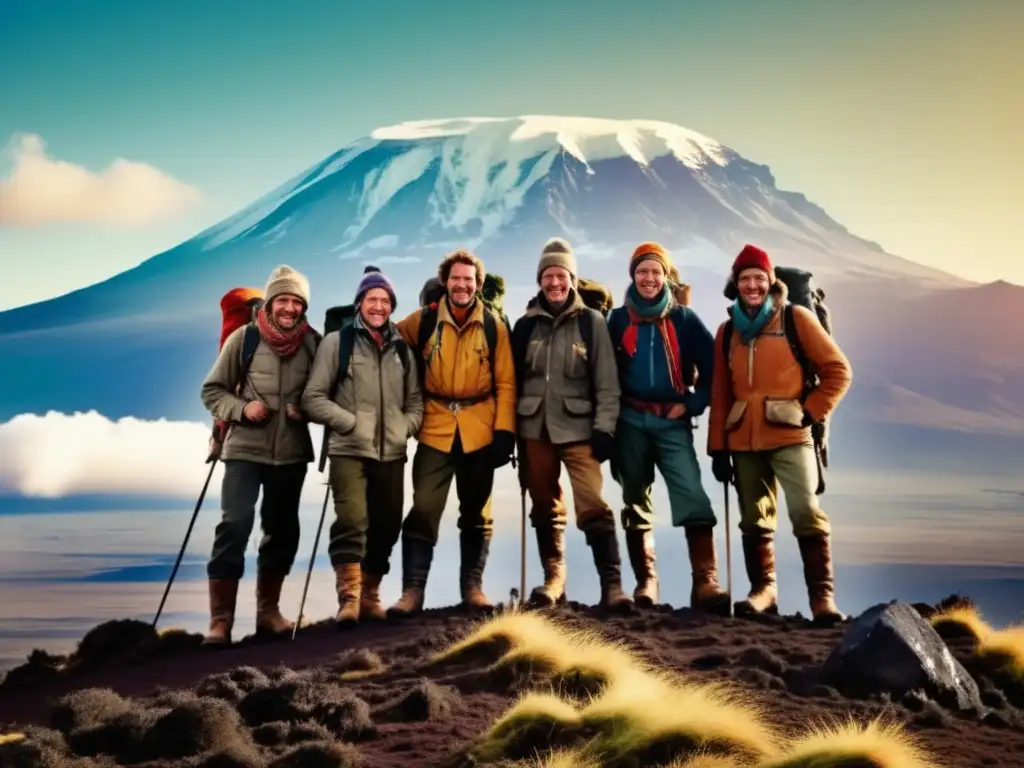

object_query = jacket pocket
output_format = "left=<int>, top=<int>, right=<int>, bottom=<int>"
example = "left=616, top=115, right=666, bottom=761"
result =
left=725, top=401, right=747, bottom=432
left=517, top=395, right=543, bottom=417
left=562, top=396, right=592, bottom=417
left=564, top=340, right=589, bottom=380
left=764, top=398, right=804, bottom=427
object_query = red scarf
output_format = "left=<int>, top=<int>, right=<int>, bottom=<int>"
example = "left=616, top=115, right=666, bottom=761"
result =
left=620, top=307, right=687, bottom=395
left=256, top=305, right=310, bottom=358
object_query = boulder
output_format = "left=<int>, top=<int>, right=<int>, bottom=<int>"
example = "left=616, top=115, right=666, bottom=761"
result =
left=821, top=600, right=983, bottom=712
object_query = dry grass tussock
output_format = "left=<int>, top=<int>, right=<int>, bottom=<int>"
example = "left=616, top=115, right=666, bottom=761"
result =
left=930, top=605, right=1024, bottom=677
left=473, top=691, right=583, bottom=762
left=432, top=607, right=652, bottom=696
left=0, top=732, right=26, bottom=744
left=758, top=716, right=941, bottom=768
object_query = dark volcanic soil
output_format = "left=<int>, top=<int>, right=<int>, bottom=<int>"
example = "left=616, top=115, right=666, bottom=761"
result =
left=1, top=600, right=1023, bottom=767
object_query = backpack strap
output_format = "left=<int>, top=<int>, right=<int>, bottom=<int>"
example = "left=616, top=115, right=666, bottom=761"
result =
left=483, top=309, right=498, bottom=396
left=721, top=319, right=734, bottom=368
left=667, top=308, right=696, bottom=387
left=510, top=314, right=540, bottom=396
left=237, top=323, right=261, bottom=394
left=577, top=308, right=597, bottom=406
left=783, top=304, right=817, bottom=402
left=414, top=304, right=440, bottom=381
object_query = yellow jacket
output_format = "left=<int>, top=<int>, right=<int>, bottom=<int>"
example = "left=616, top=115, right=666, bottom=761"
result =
left=396, top=297, right=516, bottom=454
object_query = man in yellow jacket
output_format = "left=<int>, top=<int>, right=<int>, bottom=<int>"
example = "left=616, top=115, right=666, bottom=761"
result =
left=387, top=248, right=517, bottom=616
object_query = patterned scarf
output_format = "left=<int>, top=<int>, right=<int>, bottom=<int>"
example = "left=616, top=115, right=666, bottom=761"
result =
left=256, top=304, right=311, bottom=357
left=620, top=284, right=687, bottom=395
left=730, top=295, right=775, bottom=344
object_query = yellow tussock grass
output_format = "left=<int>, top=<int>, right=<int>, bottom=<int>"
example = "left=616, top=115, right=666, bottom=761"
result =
left=472, top=691, right=582, bottom=763
left=760, top=716, right=940, bottom=768
left=668, top=755, right=746, bottom=768
left=0, top=732, right=26, bottom=745
left=532, top=747, right=601, bottom=767
left=431, top=609, right=578, bottom=667
left=338, top=667, right=388, bottom=681
left=578, top=667, right=780, bottom=764
left=930, top=605, right=1024, bottom=676
left=157, top=626, right=185, bottom=637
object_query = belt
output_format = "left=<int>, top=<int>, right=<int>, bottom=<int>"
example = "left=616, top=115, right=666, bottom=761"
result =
left=623, top=397, right=682, bottom=419
left=425, top=391, right=492, bottom=412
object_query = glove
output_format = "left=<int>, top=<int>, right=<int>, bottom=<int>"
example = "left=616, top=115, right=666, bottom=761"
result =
left=711, top=451, right=734, bottom=484
left=491, top=429, right=516, bottom=469
left=801, top=409, right=815, bottom=428
left=590, top=430, right=615, bottom=464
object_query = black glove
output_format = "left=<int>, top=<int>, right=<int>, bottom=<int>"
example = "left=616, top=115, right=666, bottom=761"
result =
left=491, top=429, right=516, bottom=469
left=711, top=451, right=734, bottom=484
left=590, top=430, right=615, bottom=464
left=801, top=409, right=815, bottom=427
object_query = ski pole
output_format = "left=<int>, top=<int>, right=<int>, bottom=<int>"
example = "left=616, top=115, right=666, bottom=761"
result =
left=723, top=481, right=733, bottom=618
left=293, top=478, right=330, bottom=640
left=153, top=459, right=216, bottom=627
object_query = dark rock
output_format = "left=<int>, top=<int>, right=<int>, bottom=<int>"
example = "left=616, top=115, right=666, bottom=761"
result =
left=820, top=600, right=983, bottom=712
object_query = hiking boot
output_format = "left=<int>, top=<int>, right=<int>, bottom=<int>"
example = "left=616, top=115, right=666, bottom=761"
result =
left=202, top=578, right=238, bottom=647
left=798, top=534, right=846, bottom=625
left=586, top=529, right=633, bottom=611
left=735, top=534, right=779, bottom=616
left=255, top=570, right=294, bottom=637
left=625, top=528, right=659, bottom=608
left=460, top=530, right=494, bottom=611
left=685, top=526, right=731, bottom=616
left=387, top=536, right=434, bottom=619
left=334, top=562, right=362, bottom=628
left=360, top=571, right=387, bottom=621
left=529, top=524, right=567, bottom=607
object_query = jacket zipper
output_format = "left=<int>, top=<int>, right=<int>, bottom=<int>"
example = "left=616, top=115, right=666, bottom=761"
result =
left=377, top=340, right=385, bottom=461
left=648, top=326, right=655, bottom=390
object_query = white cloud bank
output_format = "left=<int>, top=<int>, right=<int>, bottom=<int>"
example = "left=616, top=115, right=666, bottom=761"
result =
left=0, top=133, right=202, bottom=228
left=0, top=411, right=329, bottom=499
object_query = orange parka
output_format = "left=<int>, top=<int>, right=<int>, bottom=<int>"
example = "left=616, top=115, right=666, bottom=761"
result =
left=707, top=282, right=852, bottom=455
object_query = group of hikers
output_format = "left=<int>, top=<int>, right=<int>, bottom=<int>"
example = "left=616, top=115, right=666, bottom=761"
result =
left=198, top=237, right=853, bottom=647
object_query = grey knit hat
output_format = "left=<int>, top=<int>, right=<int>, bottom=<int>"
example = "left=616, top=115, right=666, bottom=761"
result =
left=536, top=237, right=578, bottom=286
left=263, top=264, right=310, bottom=308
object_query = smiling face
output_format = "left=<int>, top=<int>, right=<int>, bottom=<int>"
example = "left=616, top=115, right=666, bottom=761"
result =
left=446, top=261, right=477, bottom=308
left=540, top=266, right=571, bottom=305
left=737, top=268, right=771, bottom=309
left=359, top=287, right=392, bottom=329
left=269, top=294, right=304, bottom=329
left=633, top=259, right=666, bottom=300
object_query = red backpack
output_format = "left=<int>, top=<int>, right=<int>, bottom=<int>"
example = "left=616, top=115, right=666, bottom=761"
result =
left=208, top=287, right=265, bottom=461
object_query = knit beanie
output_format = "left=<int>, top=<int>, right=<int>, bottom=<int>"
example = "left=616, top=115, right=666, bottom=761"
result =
left=264, top=264, right=311, bottom=308
left=537, top=237, right=578, bottom=285
left=355, top=264, right=397, bottom=308
left=731, top=244, right=775, bottom=283
left=629, top=241, right=676, bottom=279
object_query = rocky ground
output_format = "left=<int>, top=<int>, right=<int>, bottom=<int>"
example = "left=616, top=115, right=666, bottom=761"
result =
left=0, top=596, right=1021, bottom=767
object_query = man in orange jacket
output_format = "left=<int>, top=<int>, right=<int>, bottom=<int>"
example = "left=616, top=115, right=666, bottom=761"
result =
left=708, top=245, right=852, bottom=624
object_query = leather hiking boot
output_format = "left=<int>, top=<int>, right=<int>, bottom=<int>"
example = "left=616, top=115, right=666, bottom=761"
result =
left=334, top=562, right=362, bottom=628
left=254, top=570, right=294, bottom=638
left=202, top=578, right=238, bottom=648
left=387, top=536, right=433, bottom=619
left=460, top=530, right=494, bottom=611
left=586, top=529, right=633, bottom=612
left=360, top=571, right=386, bottom=621
left=798, top=534, right=846, bottom=625
left=685, top=526, right=731, bottom=616
left=529, top=525, right=567, bottom=607
left=625, top=528, right=659, bottom=608
left=735, top=534, right=779, bottom=616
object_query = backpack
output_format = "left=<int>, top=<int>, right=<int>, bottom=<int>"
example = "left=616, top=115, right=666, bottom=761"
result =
left=509, top=278, right=611, bottom=404
left=316, top=302, right=411, bottom=471
left=721, top=266, right=833, bottom=472
left=208, top=288, right=265, bottom=461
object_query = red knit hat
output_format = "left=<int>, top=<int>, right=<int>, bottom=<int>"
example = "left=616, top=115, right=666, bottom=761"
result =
left=731, top=244, right=775, bottom=283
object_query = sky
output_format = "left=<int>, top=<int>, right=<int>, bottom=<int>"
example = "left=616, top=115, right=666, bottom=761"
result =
left=1, top=0, right=1022, bottom=310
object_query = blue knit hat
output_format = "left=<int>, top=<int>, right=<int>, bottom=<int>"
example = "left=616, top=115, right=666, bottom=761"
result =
left=355, top=265, right=397, bottom=308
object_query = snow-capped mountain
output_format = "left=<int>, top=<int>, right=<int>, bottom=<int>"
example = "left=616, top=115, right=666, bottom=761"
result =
left=2, top=115, right=1019, bottom=461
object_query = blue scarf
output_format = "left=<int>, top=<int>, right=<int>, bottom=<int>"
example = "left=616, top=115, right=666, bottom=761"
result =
left=730, top=296, right=775, bottom=343
left=625, top=284, right=670, bottom=318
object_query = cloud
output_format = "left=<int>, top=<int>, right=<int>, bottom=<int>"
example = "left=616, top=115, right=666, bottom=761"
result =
left=0, top=411, right=328, bottom=499
left=0, top=133, right=202, bottom=228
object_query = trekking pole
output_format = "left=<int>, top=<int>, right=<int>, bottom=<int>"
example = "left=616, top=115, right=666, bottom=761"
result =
left=153, top=459, right=216, bottom=627
left=723, top=481, right=733, bottom=618
left=293, top=478, right=330, bottom=640
left=520, top=488, right=527, bottom=606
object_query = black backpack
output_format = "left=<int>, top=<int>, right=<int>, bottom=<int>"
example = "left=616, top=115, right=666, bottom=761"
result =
left=721, top=266, right=833, bottom=475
